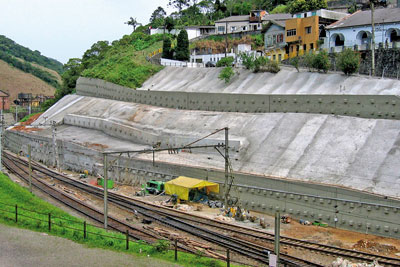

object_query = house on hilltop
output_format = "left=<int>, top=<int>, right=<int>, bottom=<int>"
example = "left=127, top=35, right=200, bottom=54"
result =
left=263, top=13, right=292, bottom=62
left=324, top=7, right=400, bottom=52
left=215, top=10, right=267, bottom=34
left=285, top=9, right=348, bottom=58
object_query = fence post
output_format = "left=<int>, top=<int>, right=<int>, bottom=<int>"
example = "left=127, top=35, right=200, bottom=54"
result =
left=126, top=230, right=129, bottom=250
left=84, top=221, right=87, bottom=239
left=15, top=204, right=18, bottom=222
left=174, top=239, right=178, bottom=261
left=48, top=213, right=51, bottom=231
left=226, top=248, right=230, bottom=267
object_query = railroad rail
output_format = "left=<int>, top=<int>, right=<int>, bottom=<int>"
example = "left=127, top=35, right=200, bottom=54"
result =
left=5, top=151, right=400, bottom=266
left=4, top=152, right=315, bottom=266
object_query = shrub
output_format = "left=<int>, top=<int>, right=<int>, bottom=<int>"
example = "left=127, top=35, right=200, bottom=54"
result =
left=267, top=60, right=281, bottom=73
left=312, top=50, right=330, bottom=73
left=239, top=52, right=255, bottom=70
left=162, top=37, right=173, bottom=59
left=216, top=56, right=234, bottom=67
left=175, top=29, right=189, bottom=61
left=337, top=48, right=360, bottom=75
left=290, top=57, right=300, bottom=72
left=152, top=240, right=169, bottom=253
left=218, top=67, right=235, bottom=83
left=254, top=56, right=268, bottom=73
left=303, top=52, right=314, bottom=71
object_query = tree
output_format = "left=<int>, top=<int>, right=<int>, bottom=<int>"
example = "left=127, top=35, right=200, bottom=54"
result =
left=58, top=58, right=82, bottom=99
left=150, top=7, right=167, bottom=28
left=175, top=29, right=190, bottom=61
left=288, top=0, right=327, bottom=14
left=162, top=37, right=174, bottom=59
left=337, top=49, right=360, bottom=75
left=81, top=41, right=110, bottom=69
left=168, top=0, right=190, bottom=12
left=125, top=17, right=140, bottom=32
left=165, top=17, right=175, bottom=33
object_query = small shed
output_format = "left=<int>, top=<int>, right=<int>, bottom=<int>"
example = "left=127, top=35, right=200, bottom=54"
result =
left=165, top=176, right=219, bottom=201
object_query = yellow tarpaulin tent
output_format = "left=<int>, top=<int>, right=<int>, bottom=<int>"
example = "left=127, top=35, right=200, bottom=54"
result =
left=165, top=176, right=219, bottom=201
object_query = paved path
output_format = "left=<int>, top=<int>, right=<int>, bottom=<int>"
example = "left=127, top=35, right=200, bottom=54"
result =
left=0, top=224, right=181, bottom=267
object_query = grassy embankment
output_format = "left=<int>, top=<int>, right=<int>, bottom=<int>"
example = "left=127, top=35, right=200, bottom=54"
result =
left=81, top=33, right=165, bottom=89
left=0, top=172, right=233, bottom=267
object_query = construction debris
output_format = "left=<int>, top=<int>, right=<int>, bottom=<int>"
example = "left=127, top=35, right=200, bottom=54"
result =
left=331, top=257, right=383, bottom=267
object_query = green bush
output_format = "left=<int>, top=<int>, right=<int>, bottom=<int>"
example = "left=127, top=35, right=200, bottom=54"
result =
left=267, top=60, right=281, bottom=73
left=152, top=240, right=169, bottom=253
left=303, top=52, right=314, bottom=71
left=254, top=56, right=268, bottom=73
left=290, top=57, right=300, bottom=72
left=337, top=48, right=360, bottom=75
left=239, top=52, right=255, bottom=70
left=218, top=67, right=235, bottom=83
left=312, top=50, right=330, bottom=73
left=216, top=56, right=234, bottom=67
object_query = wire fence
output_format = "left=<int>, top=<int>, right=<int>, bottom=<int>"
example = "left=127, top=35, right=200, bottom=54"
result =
left=0, top=200, right=234, bottom=265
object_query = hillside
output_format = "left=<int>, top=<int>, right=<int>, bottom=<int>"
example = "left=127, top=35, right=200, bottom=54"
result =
left=0, top=59, right=56, bottom=101
left=81, top=33, right=164, bottom=88
left=0, top=35, right=63, bottom=74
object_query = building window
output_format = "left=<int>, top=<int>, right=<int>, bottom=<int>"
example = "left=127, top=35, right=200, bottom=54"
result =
left=242, top=26, right=246, bottom=31
left=303, top=44, right=307, bottom=51
left=217, top=26, right=225, bottom=32
left=310, top=43, right=314, bottom=50
left=290, top=46, right=293, bottom=52
left=277, top=34, right=284, bottom=43
left=278, top=54, right=282, bottom=61
left=231, top=26, right=236, bottom=32
left=273, top=55, right=276, bottom=61
left=287, top=29, right=296, bottom=37
left=304, top=13, right=308, bottom=18
left=305, top=26, right=312, bottom=34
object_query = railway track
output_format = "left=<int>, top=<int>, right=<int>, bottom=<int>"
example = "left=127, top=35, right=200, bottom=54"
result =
left=5, top=151, right=400, bottom=266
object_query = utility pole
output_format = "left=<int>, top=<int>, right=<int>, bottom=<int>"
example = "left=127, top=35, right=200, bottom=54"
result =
left=371, top=1, right=376, bottom=76
left=51, top=121, right=60, bottom=171
left=225, top=20, right=228, bottom=57
left=274, top=212, right=281, bottom=266
left=103, top=153, right=108, bottom=229
left=28, top=144, right=32, bottom=193
left=224, top=127, right=229, bottom=206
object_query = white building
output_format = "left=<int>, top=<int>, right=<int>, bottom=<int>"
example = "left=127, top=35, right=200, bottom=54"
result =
left=324, top=8, right=400, bottom=52
left=215, top=10, right=267, bottom=34
left=150, top=26, right=215, bottom=40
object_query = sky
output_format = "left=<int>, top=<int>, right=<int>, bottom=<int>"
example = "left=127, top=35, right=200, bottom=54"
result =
left=0, top=0, right=174, bottom=64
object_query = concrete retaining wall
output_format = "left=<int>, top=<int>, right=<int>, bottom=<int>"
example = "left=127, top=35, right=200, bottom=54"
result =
left=76, top=77, right=400, bottom=120
left=63, top=114, right=241, bottom=150
left=5, top=129, right=400, bottom=239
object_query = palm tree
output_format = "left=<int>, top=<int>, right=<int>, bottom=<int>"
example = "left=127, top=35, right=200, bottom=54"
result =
left=125, top=17, right=140, bottom=32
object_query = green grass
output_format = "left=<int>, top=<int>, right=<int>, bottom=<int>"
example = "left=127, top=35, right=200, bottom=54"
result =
left=0, top=172, right=236, bottom=267
left=82, top=33, right=165, bottom=89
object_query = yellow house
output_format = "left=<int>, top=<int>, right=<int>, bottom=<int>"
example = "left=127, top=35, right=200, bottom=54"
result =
left=285, top=9, right=348, bottom=58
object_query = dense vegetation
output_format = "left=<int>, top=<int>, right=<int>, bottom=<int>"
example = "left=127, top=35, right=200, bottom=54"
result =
left=0, top=172, right=228, bottom=267
left=145, top=0, right=328, bottom=31
left=46, top=32, right=165, bottom=110
left=0, top=35, right=63, bottom=74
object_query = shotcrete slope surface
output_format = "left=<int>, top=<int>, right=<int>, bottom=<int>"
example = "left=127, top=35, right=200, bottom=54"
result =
left=140, top=67, right=400, bottom=95
left=31, top=95, right=400, bottom=198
